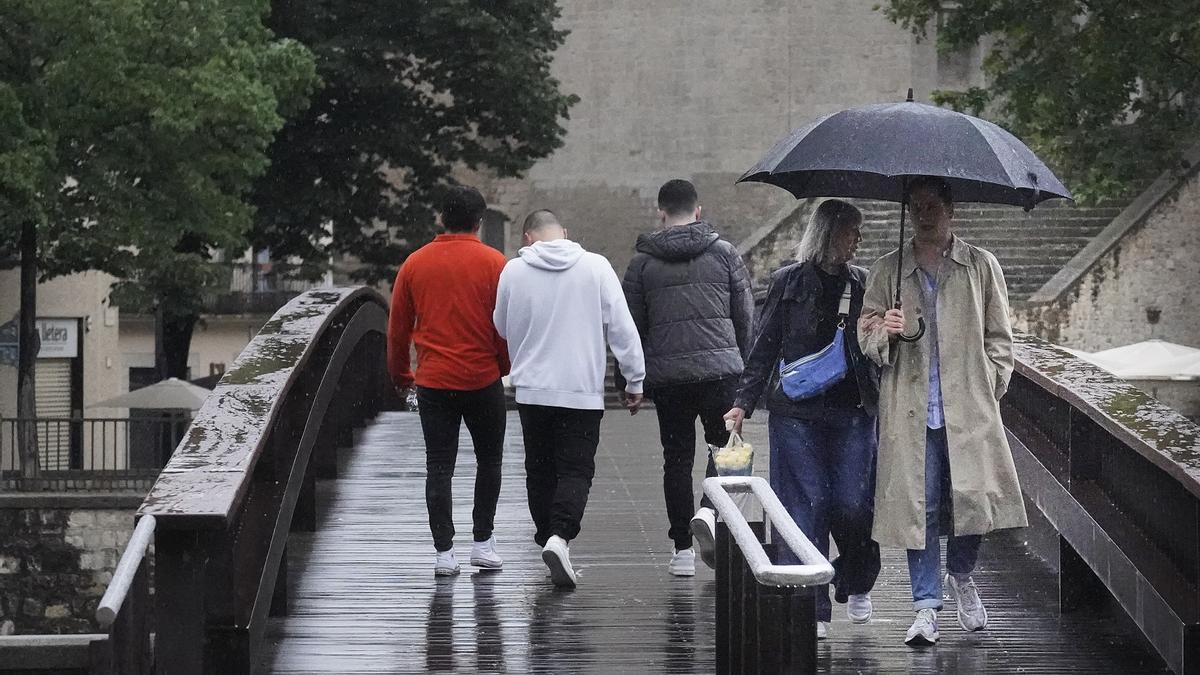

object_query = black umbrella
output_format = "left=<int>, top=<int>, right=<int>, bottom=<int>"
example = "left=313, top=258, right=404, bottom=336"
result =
left=739, top=90, right=1072, bottom=340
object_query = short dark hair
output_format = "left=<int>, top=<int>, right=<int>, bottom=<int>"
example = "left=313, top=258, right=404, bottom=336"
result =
left=522, top=209, right=560, bottom=233
left=657, top=179, right=699, bottom=217
left=440, top=185, right=488, bottom=232
left=907, top=175, right=953, bottom=206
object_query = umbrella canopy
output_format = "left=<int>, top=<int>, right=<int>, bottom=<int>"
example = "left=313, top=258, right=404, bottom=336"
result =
left=89, top=377, right=212, bottom=411
left=1070, top=340, right=1200, bottom=380
left=738, top=94, right=1072, bottom=208
left=1176, top=355, right=1200, bottom=380
left=738, top=90, right=1071, bottom=342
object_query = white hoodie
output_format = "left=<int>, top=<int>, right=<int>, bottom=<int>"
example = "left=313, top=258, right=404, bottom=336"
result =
left=494, top=239, right=646, bottom=410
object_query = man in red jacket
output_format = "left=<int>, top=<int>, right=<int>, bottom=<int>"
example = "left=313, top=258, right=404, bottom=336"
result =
left=388, top=185, right=510, bottom=576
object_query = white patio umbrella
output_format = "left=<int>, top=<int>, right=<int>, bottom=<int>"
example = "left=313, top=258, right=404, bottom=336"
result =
left=1171, top=354, right=1200, bottom=381
left=1074, top=339, right=1200, bottom=380
left=89, top=377, right=212, bottom=411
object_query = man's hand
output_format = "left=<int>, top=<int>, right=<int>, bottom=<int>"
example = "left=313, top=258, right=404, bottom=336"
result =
left=396, top=385, right=416, bottom=411
left=723, top=407, right=746, bottom=433
left=624, top=391, right=644, bottom=415
left=883, top=308, right=906, bottom=336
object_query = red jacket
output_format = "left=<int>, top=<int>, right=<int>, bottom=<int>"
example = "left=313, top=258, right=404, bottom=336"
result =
left=387, top=233, right=510, bottom=391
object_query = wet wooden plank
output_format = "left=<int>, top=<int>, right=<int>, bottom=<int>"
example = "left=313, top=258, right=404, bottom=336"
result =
left=258, top=411, right=1166, bottom=674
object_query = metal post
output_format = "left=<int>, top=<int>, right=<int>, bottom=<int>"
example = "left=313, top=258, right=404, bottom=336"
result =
left=1058, top=535, right=1105, bottom=613
left=154, top=530, right=207, bottom=675
left=729, top=538, right=746, bottom=671
left=293, top=471, right=318, bottom=532
left=715, top=522, right=730, bottom=675
left=270, top=546, right=288, bottom=617
left=741, top=563, right=760, bottom=674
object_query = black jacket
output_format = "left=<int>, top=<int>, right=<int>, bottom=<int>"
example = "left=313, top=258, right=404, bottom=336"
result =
left=621, top=221, right=754, bottom=389
left=734, top=261, right=880, bottom=419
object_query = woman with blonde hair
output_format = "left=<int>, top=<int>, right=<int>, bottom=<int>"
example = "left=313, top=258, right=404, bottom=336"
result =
left=724, top=198, right=881, bottom=640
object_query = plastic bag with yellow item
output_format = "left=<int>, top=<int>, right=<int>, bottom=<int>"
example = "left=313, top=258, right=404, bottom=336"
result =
left=709, top=423, right=753, bottom=477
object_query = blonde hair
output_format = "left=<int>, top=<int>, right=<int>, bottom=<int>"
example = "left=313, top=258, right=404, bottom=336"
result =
left=795, top=199, right=862, bottom=265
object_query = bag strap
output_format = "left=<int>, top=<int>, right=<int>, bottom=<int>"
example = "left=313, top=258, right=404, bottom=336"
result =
left=837, top=281, right=852, bottom=326
left=725, top=429, right=743, bottom=450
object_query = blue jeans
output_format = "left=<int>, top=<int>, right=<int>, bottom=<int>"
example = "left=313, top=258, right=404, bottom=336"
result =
left=907, top=426, right=982, bottom=610
left=769, top=410, right=880, bottom=622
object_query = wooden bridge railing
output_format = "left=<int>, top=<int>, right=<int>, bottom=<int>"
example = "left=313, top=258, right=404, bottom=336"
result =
left=96, top=287, right=392, bottom=674
left=1003, top=333, right=1200, bottom=675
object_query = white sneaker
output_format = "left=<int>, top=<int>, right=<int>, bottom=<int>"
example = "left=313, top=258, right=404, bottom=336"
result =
left=847, top=593, right=873, bottom=623
left=668, top=547, right=696, bottom=576
left=816, top=621, right=829, bottom=640
left=689, top=507, right=717, bottom=569
left=434, top=549, right=460, bottom=577
left=905, top=608, right=939, bottom=646
left=470, top=536, right=503, bottom=569
left=946, top=573, right=988, bottom=631
left=541, top=535, right=577, bottom=588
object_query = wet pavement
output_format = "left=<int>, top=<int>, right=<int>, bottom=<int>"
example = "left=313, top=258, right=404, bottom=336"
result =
left=258, top=410, right=1166, bottom=673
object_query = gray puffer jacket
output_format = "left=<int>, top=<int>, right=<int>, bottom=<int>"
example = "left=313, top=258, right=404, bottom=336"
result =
left=621, top=221, right=754, bottom=389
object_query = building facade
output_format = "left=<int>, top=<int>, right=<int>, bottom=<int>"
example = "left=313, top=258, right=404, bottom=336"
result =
left=477, top=0, right=985, bottom=271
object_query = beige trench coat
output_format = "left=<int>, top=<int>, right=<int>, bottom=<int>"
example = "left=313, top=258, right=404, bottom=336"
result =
left=858, top=236, right=1027, bottom=549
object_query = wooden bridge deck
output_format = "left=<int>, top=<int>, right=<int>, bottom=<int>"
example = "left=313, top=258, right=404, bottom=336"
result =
left=258, top=411, right=1166, bottom=674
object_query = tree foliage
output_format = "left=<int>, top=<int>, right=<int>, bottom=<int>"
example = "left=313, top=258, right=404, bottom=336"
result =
left=0, top=0, right=317, bottom=278
left=254, top=0, right=579, bottom=283
left=880, top=0, right=1200, bottom=202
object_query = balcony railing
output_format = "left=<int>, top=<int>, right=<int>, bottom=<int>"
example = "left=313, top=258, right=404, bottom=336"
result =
left=0, top=417, right=186, bottom=491
left=117, top=262, right=329, bottom=316
left=204, top=262, right=325, bottom=315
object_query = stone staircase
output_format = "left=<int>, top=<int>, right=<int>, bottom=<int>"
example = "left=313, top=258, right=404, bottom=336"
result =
left=851, top=199, right=1127, bottom=303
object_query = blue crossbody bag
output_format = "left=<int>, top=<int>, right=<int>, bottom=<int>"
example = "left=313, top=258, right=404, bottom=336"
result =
left=778, top=281, right=852, bottom=400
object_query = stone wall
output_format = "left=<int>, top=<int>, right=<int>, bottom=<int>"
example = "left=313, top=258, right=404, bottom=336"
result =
left=470, top=0, right=983, bottom=274
left=0, top=496, right=140, bottom=634
left=1017, top=162, right=1200, bottom=352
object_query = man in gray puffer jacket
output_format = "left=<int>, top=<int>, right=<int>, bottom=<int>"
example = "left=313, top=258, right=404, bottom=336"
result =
left=621, top=179, right=755, bottom=576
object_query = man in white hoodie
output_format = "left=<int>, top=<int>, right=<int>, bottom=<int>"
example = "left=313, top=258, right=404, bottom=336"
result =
left=494, top=209, right=647, bottom=588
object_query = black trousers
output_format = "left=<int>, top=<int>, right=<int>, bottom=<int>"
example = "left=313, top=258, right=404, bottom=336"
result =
left=517, top=404, right=604, bottom=546
left=652, top=377, right=738, bottom=549
left=416, top=380, right=506, bottom=552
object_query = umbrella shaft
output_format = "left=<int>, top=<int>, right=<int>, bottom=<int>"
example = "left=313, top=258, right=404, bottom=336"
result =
left=894, top=182, right=908, bottom=308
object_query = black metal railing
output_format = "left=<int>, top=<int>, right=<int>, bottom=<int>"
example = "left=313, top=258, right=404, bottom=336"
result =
left=704, top=476, right=834, bottom=674
left=0, top=417, right=185, bottom=491
left=203, top=262, right=324, bottom=315
left=115, top=262, right=327, bottom=316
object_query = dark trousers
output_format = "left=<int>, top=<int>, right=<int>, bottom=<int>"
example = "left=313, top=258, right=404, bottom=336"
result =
left=652, top=377, right=737, bottom=550
left=517, top=404, right=604, bottom=546
left=768, top=409, right=881, bottom=621
left=417, top=380, right=506, bottom=552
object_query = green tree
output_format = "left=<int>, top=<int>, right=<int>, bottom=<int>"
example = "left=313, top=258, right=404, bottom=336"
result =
left=0, top=0, right=316, bottom=473
left=252, top=0, right=578, bottom=284
left=880, top=0, right=1200, bottom=202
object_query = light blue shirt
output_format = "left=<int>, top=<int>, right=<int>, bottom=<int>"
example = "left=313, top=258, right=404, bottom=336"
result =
left=919, top=268, right=945, bottom=429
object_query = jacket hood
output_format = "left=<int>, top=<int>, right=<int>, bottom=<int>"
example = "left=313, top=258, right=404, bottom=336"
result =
left=636, top=221, right=720, bottom=262
left=519, top=239, right=585, bottom=271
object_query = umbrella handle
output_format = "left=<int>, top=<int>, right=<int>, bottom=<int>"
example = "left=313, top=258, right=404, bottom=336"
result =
left=893, top=301, right=926, bottom=342
left=900, top=317, right=926, bottom=342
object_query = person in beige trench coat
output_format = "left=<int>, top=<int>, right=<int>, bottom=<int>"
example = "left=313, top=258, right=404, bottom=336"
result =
left=858, top=176, right=1028, bottom=647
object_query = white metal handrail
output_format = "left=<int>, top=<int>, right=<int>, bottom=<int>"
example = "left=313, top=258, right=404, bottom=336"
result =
left=702, top=476, right=834, bottom=587
left=96, top=515, right=156, bottom=629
